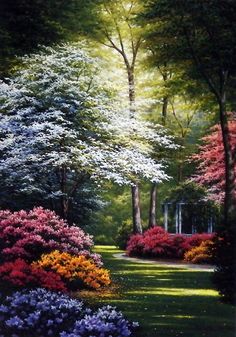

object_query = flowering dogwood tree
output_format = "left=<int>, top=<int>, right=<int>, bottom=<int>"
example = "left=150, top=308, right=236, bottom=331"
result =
left=0, top=43, right=174, bottom=223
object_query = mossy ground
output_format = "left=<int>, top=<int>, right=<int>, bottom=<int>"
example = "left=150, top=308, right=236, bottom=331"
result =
left=78, top=246, right=235, bottom=337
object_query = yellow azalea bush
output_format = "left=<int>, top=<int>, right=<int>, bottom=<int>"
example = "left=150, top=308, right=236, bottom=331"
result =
left=184, top=240, right=214, bottom=264
left=32, top=250, right=111, bottom=290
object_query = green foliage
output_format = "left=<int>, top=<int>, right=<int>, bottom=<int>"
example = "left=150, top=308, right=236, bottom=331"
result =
left=142, top=0, right=236, bottom=106
left=94, top=234, right=114, bottom=246
left=86, top=185, right=131, bottom=245
left=166, top=182, right=213, bottom=204
left=115, top=219, right=133, bottom=249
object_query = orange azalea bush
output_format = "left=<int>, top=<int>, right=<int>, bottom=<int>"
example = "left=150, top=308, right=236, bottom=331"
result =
left=184, top=240, right=214, bottom=264
left=33, top=250, right=111, bottom=290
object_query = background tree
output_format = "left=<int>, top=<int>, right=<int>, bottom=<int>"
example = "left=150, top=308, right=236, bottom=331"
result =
left=0, top=43, right=172, bottom=225
left=0, top=44, right=111, bottom=223
left=192, top=115, right=236, bottom=204
left=75, top=0, right=146, bottom=233
left=142, top=0, right=236, bottom=228
left=141, top=61, right=210, bottom=227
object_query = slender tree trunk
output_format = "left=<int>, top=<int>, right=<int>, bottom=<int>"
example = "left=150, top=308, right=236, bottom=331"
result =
left=177, top=162, right=183, bottom=182
left=148, top=183, right=157, bottom=228
left=218, top=97, right=236, bottom=228
left=59, top=166, right=69, bottom=220
left=148, top=91, right=168, bottom=228
left=127, top=66, right=142, bottom=233
left=131, top=184, right=142, bottom=233
left=127, top=67, right=136, bottom=117
left=162, top=96, right=168, bottom=125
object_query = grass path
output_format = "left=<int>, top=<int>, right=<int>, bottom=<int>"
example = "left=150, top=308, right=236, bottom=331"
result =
left=112, top=252, right=214, bottom=271
left=79, top=246, right=235, bottom=337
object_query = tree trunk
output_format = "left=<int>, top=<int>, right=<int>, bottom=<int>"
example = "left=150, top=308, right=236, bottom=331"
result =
left=162, top=96, right=168, bottom=125
left=131, top=184, right=142, bottom=233
left=128, top=67, right=135, bottom=117
left=219, top=98, right=236, bottom=228
left=177, top=161, right=183, bottom=182
left=61, top=197, right=69, bottom=220
left=127, top=66, right=142, bottom=233
left=59, top=166, right=69, bottom=220
left=148, top=183, right=157, bottom=228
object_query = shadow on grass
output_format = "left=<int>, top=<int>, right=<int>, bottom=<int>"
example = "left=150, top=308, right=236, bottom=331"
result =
left=81, top=246, right=235, bottom=337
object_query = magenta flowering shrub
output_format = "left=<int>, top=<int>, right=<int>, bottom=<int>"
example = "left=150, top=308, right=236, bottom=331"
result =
left=125, top=234, right=144, bottom=257
left=0, top=207, right=102, bottom=265
left=170, top=234, right=187, bottom=258
left=127, top=226, right=215, bottom=262
left=127, top=227, right=174, bottom=258
left=142, top=227, right=173, bottom=257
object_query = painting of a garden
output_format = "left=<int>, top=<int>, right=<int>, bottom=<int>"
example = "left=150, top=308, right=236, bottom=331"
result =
left=0, top=1, right=235, bottom=336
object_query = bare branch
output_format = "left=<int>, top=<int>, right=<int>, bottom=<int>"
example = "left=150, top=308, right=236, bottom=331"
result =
left=170, top=100, right=185, bottom=138
left=131, top=36, right=142, bottom=68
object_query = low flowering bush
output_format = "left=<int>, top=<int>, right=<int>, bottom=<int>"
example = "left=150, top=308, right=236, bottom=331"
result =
left=61, top=305, right=139, bottom=337
left=0, top=288, right=138, bottom=337
left=78, top=250, right=103, bottom=267
left=182, top=233, right=215, bottom=252
left=142, top=227, right=173, bottom=257
left=170, top=234, right=187, bottom=258
left=0, top=208, right=135, bottom=333
left=184, top=240, right=214, bottom=264
left=33, top=250, right=111, bottom=290
left=126, top=234, right=144, bottom=257
left=127, top=227, right=180, bottom=258
left=0, top=207, right=102, bottom=266
left=0, top=258, right=67, bottom=292
left=0, top=288, right=87, bottom=337
left=127, top=226, right=215, bottom=263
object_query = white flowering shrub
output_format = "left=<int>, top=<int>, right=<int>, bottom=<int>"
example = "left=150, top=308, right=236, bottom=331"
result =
left=0, top=43, right=175, bottom=219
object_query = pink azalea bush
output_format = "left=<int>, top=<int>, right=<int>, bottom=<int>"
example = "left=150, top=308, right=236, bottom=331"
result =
left=126, top=226, right=215, bottom=262
left=0, top=207, right=102, bottom=266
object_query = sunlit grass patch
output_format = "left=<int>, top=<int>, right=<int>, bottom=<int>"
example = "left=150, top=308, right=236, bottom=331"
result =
left=126, top=288, right=218, bottom=297
left=89, top=246, right=235, bottom=337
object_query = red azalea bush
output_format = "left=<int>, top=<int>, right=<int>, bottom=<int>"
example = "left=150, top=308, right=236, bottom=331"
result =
left=0, top=258, right=67, bottom=292
left=170, top=234, right=187, bottom=258
left=127, top=226, right=215, bottom=263
left=0, top=207, right=102, bottom=265
left=142, top=227, right=173, bottom=257
left=126, top=234, right=144, bottom=257
left=127, top=227, right=174, bottom=258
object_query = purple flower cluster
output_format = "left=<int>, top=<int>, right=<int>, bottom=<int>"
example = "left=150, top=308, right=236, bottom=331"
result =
left=0, top=288, right=85, bottom=337
left=0, top=289, right=138, bottom=337
left=60, top=306, right=138, bottom=337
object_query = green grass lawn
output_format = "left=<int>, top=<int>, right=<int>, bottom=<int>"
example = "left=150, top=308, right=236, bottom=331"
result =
left=80, top=246, right=235, bottom=337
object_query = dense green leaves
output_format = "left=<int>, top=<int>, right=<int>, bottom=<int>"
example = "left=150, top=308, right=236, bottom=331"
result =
left=142, top=0, right=236, bottom=106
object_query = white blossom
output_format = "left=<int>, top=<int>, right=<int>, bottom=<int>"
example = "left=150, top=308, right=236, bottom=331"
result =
left=0, top=43, right=176, bottom=200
